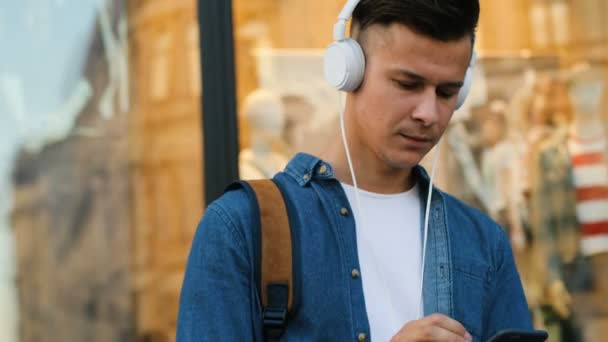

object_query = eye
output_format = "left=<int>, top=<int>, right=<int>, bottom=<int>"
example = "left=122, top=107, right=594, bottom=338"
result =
left=436, top=87, right=459, bottom=99
left=393, top=79, right=421, bottom=91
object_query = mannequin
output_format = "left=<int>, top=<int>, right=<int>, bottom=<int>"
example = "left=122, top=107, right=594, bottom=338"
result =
left=505, top=70, right=546, bottom=309
left=281, top=94, right=328, bottom=155
left=238, top=89, right=291, bottom=180
left=527, top=77, right=580, bottom=335
left=567, top=65, right=608, bottom=256
left=479, top=100, right=526, bottom=251
left=566, top=64, right=608, bottom=342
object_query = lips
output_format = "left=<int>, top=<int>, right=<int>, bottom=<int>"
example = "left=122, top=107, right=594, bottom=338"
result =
left=398, top=133, right=433, bottom=148
left=401, top=134, right=432, bottom=142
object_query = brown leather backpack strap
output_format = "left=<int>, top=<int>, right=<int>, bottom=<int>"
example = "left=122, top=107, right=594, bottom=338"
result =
left=247, top=179, right=293, bottom=337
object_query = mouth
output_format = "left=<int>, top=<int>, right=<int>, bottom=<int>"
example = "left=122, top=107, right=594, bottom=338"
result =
left=398, top=133, right=434, bottom=148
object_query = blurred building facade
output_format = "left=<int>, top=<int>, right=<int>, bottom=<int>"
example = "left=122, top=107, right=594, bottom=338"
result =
left=10, top=0, right=202, bottom=341
left=11, top=1, right=134, bottom=340
left=128, top=0, right=202, bottom=340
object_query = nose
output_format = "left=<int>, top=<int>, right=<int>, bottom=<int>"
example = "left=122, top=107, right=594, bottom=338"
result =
left=411, top=88, right=439, bottom=126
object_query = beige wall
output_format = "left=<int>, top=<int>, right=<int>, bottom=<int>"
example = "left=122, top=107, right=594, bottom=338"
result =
left=477, top=0, right=532, bottom=53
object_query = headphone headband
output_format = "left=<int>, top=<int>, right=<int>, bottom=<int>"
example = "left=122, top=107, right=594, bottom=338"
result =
left=337, top=0, right=362, bottom=22
left=334, top=0, right=362, bottom=41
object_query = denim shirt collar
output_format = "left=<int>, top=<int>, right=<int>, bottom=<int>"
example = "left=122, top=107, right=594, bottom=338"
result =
left=284, top=152, right=453, bottom=317
left=283, top=153, right=335, bottom=186
left=284, top=152, right=440, bottom=194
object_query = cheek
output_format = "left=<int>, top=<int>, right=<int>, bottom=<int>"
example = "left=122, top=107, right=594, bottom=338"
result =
left=357, top=81, right=401, bottom=125
left=363, top=86, right=394, bottom=113
left=437, top=107, right=455, bottom=131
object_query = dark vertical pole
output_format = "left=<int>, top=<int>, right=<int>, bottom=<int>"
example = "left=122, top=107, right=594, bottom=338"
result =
left=198, top=0, right=240, bottom=205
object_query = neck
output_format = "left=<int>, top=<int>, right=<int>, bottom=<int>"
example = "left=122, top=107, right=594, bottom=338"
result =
left=320, top=127, right=415, bottom=195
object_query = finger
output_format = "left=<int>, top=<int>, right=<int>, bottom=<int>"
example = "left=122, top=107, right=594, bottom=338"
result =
left=420, top=324, right=470, bottom=342
left=426, top=313, right=469, bottom=337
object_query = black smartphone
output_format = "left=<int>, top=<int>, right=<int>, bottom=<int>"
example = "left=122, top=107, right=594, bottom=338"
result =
left=487, top=329, right=548, bottom=342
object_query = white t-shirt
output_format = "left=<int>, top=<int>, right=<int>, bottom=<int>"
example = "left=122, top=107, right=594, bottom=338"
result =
left=342, top=183, right=422, bottom=342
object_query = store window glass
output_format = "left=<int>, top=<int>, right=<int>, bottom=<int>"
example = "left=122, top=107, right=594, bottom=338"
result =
left=1, top=1, right=202, bottom=341
left=233, top=1, right=608, bottom=341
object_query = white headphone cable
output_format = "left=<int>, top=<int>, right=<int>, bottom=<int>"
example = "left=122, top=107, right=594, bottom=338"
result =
left=417, top=140, right=441, bottom=319
left=339, top=93, right=363, bottom=216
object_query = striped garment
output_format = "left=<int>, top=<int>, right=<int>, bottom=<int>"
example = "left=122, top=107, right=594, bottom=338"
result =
left=568, top=133, right=608, bottom=256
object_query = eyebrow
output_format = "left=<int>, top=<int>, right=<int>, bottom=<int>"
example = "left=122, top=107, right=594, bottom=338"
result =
left=395, top=69, right=464, bottom=88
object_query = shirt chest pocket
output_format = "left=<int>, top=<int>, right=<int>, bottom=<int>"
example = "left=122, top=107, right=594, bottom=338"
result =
left=453, top=258, right=492, bottom=340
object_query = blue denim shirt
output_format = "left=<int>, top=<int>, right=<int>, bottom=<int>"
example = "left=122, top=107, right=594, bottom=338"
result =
left=177, top=153, right=533, bottom=341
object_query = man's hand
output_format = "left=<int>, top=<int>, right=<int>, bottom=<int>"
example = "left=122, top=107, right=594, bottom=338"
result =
left=390, top=314, right=473, bottom=342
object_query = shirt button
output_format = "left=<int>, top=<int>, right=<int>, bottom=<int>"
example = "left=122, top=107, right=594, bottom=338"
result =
left=351, top=268, right=360, bottom=279
left=303, top=173, right=310, bottom=180
left=358, top=332, right=367, bottom=342
left=340, top=207, right=349, bottom=216
left=319, top=165, right=328, bottom=174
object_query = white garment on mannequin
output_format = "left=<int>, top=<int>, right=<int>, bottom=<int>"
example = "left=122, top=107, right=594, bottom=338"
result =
left=481, top=141, right=520, bottom=219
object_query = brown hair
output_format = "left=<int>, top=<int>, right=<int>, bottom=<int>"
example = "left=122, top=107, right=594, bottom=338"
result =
left=352, top=0, right=480, bottom=44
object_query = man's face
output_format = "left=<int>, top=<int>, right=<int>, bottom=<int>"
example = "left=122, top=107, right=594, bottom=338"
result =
left=349, top=24, right=472, bottom=170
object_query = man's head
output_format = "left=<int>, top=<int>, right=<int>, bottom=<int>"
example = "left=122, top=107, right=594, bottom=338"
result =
left=351, top=0, right=479, bottom=46
left=344, top=0, right=479, bottom=171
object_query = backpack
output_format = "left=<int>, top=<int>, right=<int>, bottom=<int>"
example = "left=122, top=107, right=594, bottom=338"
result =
left=226, top=179, right=295, bottom=340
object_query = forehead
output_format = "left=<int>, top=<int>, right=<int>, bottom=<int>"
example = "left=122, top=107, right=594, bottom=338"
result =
left=363, top=24, right=472, bottom=78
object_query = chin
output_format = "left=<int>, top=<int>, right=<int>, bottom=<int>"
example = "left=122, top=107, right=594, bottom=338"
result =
left=382, top=150, right=425, bottom=170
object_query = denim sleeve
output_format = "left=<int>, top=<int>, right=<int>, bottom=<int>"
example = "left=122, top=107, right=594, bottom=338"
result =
left=483, top=228, right=534, bottom=340
left=176, top=204, right=260, bottom=342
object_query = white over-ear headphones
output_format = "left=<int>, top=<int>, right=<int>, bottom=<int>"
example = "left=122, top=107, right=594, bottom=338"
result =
left=323, top=0, right=476, bottom=109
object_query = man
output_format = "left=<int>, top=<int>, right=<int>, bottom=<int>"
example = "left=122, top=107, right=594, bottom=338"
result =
left=177, top=0, right=533, bottom=341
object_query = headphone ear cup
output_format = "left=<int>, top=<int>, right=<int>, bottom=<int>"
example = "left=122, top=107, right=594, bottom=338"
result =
left=456, top=51, right=476, bottom=110
left=455, top=65, right=473, bottom=110
left=324, top=38, right=365, bottom=92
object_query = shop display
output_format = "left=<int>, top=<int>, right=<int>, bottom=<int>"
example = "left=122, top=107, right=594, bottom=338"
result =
left=230, top=1, right=608, bottom=341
